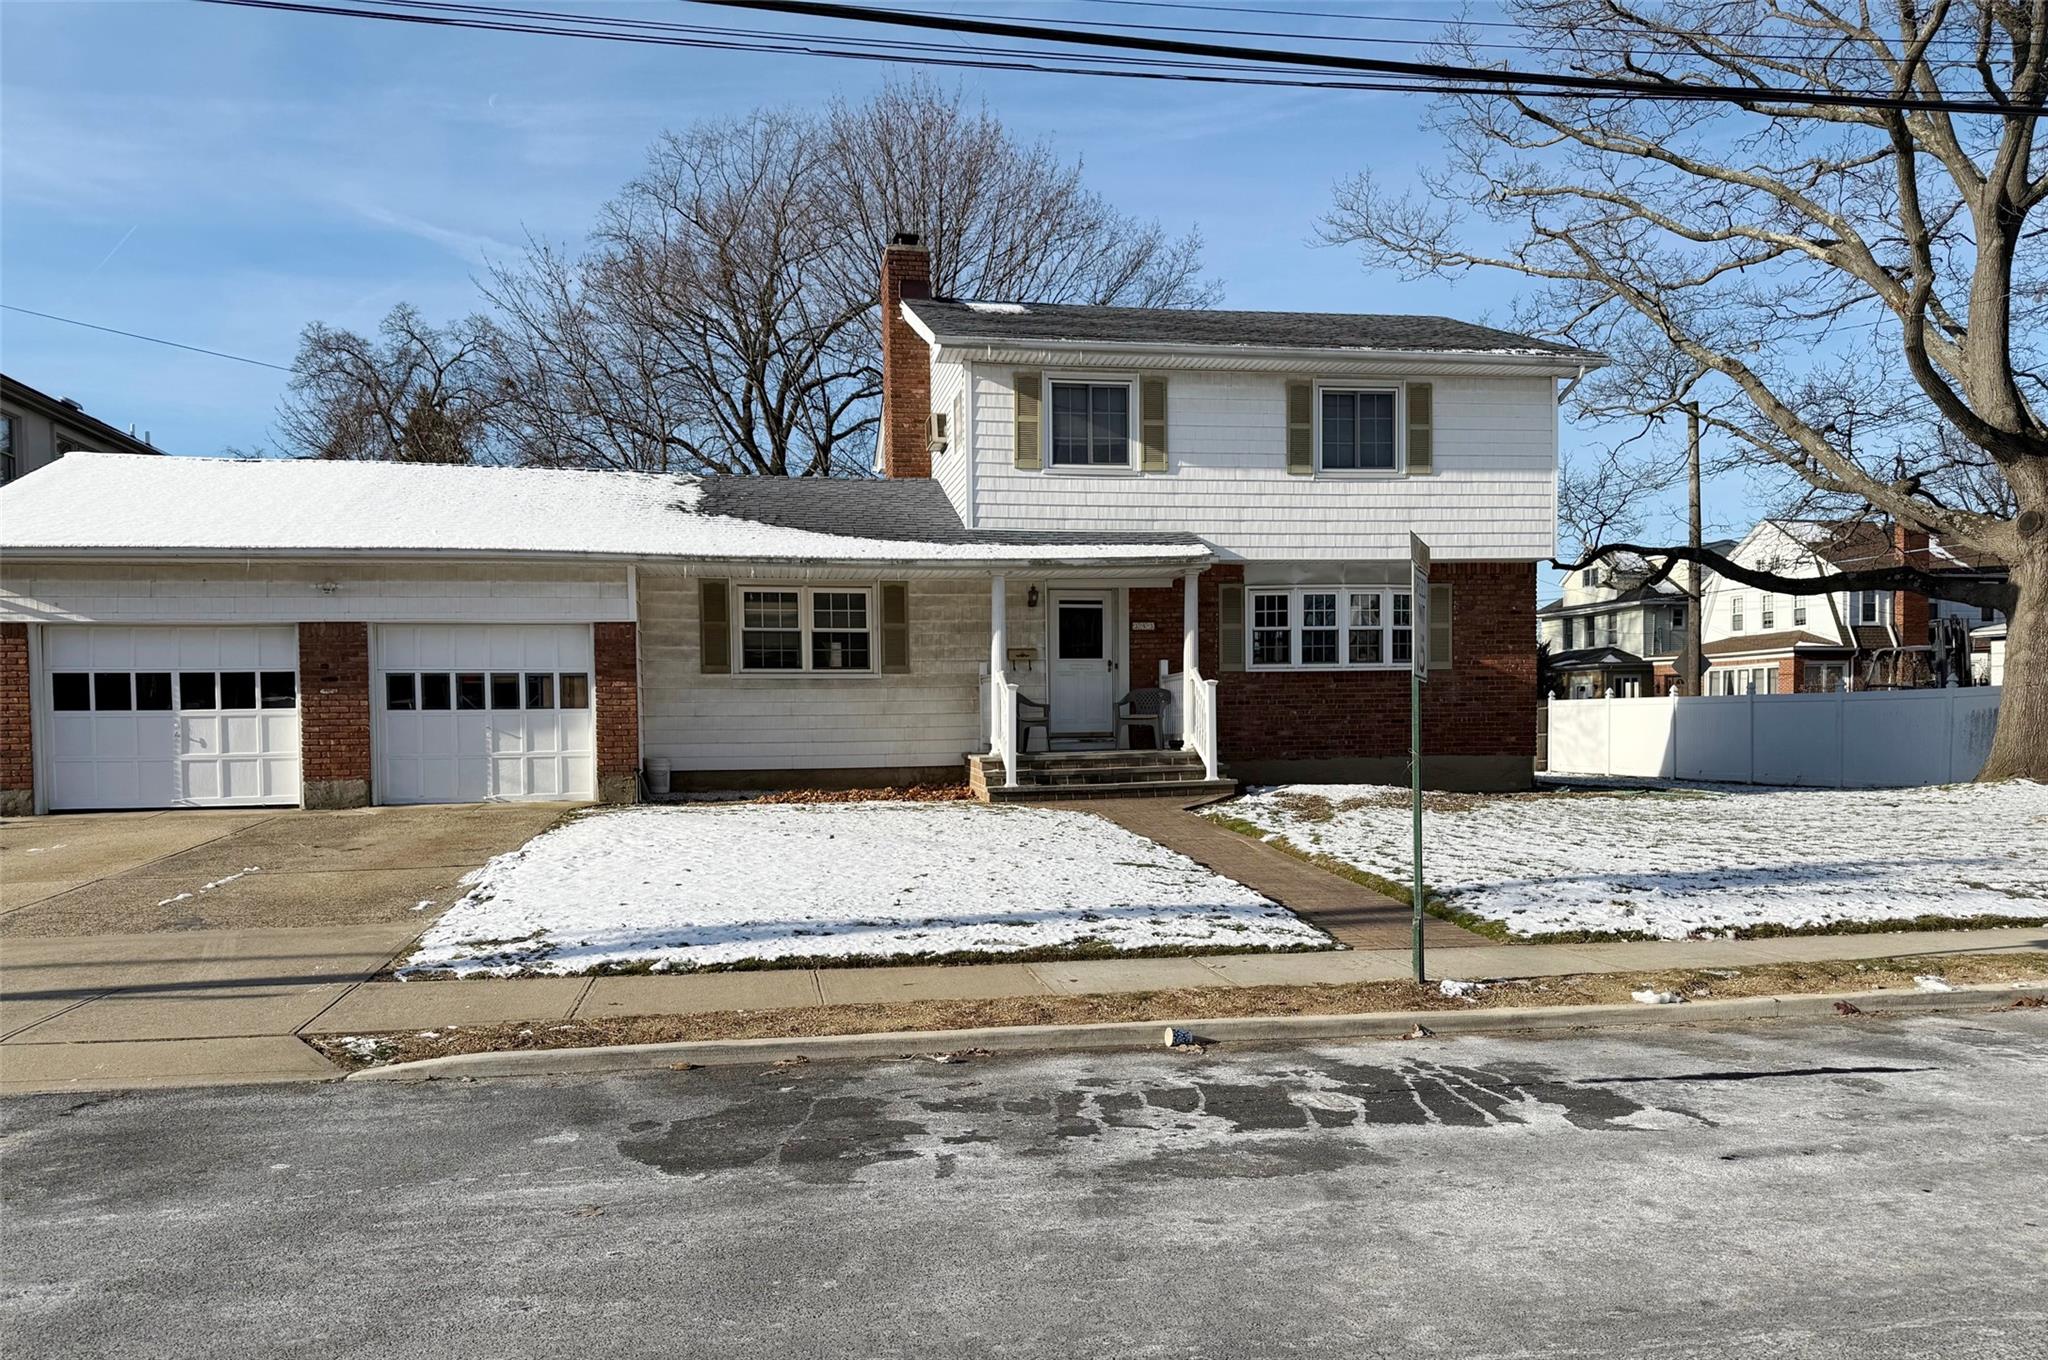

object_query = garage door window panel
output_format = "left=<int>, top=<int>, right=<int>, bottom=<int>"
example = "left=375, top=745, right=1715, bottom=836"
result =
left=52, top=673, right=90, bottom=711
left=386, top=675, right=418, bottom=710
left=559, top=673, right=589, bottom=709
left=94, top=674, right=133, bottom=711
left=135, top=673, right=173, bottom=711
left=180, top=672, right=216, bottom=709
left=524, top=674, right=555, bottom=709
left=220, top=672, right=257, bottom=710
left=420, top=673, right=452, bottom=710
left=260, top=672, right=296, bottom=709
left=456, top=674, right=487, bottom=710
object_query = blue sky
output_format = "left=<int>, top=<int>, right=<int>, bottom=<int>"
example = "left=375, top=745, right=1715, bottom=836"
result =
left=1, top=0, right=1748, bottom=567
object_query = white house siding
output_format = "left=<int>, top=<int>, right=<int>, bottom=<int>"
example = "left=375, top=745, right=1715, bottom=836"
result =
left=0, top=561, right=633, bottom=626
left=1700, top=523, right=1853, bottom=649
left=930, top=355, right=971, bottom=525
left=965, top=365, right=1557, bottom=561
left=637, top=571, right=991, bottom=777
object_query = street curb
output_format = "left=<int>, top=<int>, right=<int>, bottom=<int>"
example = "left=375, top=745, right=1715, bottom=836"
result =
left=344, top=981, right=2045, bottom=1082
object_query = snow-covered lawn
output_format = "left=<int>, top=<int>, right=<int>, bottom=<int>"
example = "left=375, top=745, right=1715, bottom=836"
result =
left=1214, top=781, right=2048, bottom=940
left=401, top=803, right=1329, bottom=977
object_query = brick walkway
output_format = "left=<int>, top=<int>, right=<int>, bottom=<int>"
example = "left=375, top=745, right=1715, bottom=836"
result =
left=1052, top=798, right=1488, bottom=951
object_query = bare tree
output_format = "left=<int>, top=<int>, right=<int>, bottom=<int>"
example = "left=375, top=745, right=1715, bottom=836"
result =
left=1321, top=0, right=2046, bottom=779
left=273, top=305, right=510, bottom=464
left=484, top=77, right=1216, bottom=478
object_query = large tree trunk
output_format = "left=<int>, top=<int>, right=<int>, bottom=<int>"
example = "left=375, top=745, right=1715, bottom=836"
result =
left=1978, top=544, right=2047, bottom=782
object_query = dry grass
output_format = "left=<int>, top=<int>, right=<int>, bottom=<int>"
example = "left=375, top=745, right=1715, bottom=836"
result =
left=733, top=784, right=974, bottom=805
left=312, top=950, right=2048, bottom=1070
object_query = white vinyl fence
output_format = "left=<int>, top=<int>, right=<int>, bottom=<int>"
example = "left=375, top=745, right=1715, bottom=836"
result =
left=1545, top=687, right=2002, bottom=787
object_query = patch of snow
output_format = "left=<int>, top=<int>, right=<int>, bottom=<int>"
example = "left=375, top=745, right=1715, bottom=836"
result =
left=1215, top=782, right=2048, bottom=940
left=400, top=803, right=1328, bottom=977
left=24, top=845, right=66, bottom=854
left=412, top=900, right=436, bottom=912
left=154, top=866, right=260, bottom=908
left=963, top=301, right=1030, bottom=314
left=1631, top=989, right=1685, bottom=1005
left=1437, top=978, right=1484, bottom=1000
left=331, top=1036, right=387, bottom=1061
left=1913, top=975, right=1955, bottom=992
left=1, top=452, right=1205, bottom=565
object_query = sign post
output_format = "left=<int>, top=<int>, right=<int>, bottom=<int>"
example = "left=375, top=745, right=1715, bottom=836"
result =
left=1408, top=533, right=1430, bottom=985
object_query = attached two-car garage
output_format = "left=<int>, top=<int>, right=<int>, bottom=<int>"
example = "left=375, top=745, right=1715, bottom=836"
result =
left=34, top=622, right=597, bottom=811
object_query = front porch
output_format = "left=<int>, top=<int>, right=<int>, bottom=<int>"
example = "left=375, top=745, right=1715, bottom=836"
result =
left=972, top=569, right=1224, bottom=802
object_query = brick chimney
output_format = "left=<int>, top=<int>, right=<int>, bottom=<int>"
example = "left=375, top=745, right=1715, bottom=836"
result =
left=1893, top=523, right=1932, bottom=643
left=880, top=233, right=933, bottom=479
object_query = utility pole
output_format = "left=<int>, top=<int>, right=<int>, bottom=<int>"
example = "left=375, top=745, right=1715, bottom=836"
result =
left=1679, top=403, right=1704, bottom=694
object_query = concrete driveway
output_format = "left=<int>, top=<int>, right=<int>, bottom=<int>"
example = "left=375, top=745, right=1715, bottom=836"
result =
left=0, top=803, right=572, bottom=1092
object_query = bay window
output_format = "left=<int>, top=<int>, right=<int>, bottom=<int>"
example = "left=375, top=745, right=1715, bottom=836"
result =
left=738, top=586, right=874, bottom=673
left=1249, top=586, right=1415, bottom=670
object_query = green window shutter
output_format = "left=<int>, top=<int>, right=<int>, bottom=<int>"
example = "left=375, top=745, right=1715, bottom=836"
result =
left=1013, top=371, right=1043, bottom=470
left=1139, top=375, right=1169, bottom=473
left=1219, top=583, right=1245, bottom=672
left=880, top=581, right=911, bottom=673
left=1428, top=581, right=1453, bottom=671
left=1406, top=381, right=1434, bottom=475
left=699, top=579, right=731, bottom=675
left=1285, top=380, right=1314, bottom=476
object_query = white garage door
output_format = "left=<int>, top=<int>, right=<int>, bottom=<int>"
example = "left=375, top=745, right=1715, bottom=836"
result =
left=375, top=625, right=596, bottom=804
left=43, top=626, right=301, bottom=810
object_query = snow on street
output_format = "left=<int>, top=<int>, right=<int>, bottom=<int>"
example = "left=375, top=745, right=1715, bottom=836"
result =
left=402, top=803, right=1328, bottom=976
left=1215, top=780, right=2048, bottom=939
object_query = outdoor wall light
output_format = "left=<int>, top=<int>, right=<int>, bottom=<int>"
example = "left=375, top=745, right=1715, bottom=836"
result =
left=1027, top=585, right=1040, bottom=608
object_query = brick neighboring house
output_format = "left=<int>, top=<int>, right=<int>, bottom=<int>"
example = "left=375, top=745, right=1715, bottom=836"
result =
left=0, top=236, right=1603, bottom=814
left=1699, top=518, right=2006, bottom=694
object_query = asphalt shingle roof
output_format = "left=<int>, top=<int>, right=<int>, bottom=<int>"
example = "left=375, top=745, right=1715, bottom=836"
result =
left=905, top=298, right=1598, bottom=358
left=696, top=476, right=1203, bottom=548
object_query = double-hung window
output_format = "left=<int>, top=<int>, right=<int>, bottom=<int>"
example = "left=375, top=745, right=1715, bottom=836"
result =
left=1792, top=597, right=1807, bottom=626
left=1760, top=595, right=1775, bottom=629
left=1318, top=387, right=1399, bottom=472
left=1248, top=586, right=1413, bottom=670
left=1048, top=380, right=1131, bottom=467
left=1856, top=590, right=1883, bottom=626
left=738, top=587, right=873, bottom=673
left=1731, top=594, right=1745, bottom=631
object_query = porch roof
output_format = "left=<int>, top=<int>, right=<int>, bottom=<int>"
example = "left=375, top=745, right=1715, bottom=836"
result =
left=0, top=453, right=1211, bottom=571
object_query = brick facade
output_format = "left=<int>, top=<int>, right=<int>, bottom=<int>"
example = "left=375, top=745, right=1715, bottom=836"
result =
left=1125, top=562, right=1539, bottom=789
left=594, top=620, right=641, bottom=804
left=297, top=621, right=371, bottom=809
left=0, top=623, right=32, bottom=816
left=879, top=236, right=933, bottom=480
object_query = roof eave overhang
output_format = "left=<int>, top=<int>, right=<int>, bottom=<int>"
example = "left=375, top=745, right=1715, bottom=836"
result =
left=924, top=332, right=1608, bottom=378
left=2, top=545, right=1213, bottom=574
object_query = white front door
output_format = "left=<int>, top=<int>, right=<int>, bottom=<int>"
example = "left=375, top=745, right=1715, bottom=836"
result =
left=374, top=625, right=596, bottom=804
left=1049, top=594, right=1115, bottom=739
left=42, top=625, right=301, bottom=810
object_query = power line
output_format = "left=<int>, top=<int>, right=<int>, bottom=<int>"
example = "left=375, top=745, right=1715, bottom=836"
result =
left=0, top=304, right=292, bottom=371
left=696, top=0, right=2028, bottom=114
left=1082, top=0, right=1991, bottom=46
left=187, top=0, right=1642, bottom=96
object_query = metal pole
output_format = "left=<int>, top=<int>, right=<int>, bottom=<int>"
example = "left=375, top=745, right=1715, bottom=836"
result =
left=1683, top=404, right=1704, bottom=694
left=1411, top=663, right=1425, bottom=983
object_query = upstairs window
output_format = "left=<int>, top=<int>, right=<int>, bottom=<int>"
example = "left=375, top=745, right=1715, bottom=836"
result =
left=1049, top=381, right=1131, bottom=467
left=1730, top=594, right=1745, bottom=631
left=1761, top=595, right=1775, bottom=629
left=1856, top=591, right=1884, bottom=626
left=1318, top=388, right=1398, bottom=472
left=1793, top=597, right=1807, bottom=626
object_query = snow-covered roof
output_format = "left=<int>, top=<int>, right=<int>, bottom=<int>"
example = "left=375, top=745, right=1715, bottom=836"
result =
left=0, top=453, right=1211, bottom=567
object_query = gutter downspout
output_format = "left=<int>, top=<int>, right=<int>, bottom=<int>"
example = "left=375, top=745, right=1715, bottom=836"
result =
left=1556, top=363, right=1588, bottom=407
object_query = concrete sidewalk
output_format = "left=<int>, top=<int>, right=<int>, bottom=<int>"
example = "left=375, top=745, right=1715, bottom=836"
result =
left=4, top=920, right=2042, bottom=1094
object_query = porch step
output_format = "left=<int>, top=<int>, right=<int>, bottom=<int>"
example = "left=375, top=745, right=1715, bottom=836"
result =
left=965, top=750, right=1236, bottom=803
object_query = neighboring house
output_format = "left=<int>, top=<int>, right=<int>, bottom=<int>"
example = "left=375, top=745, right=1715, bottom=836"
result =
left=0, top=236, right=1603, bottom=816
left=1698, top=518, right=2005, bottom=694
left=0, top=374, right=161, bottom=484
left=1536, top=545, right=1734, bottom=697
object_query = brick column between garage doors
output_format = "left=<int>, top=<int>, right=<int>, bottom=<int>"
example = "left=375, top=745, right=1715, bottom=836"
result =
left=299, top=622, right=372, bottom=809
left=594, top=621, right=641, bottom=804
left=0, top=623, right=32, bottom=817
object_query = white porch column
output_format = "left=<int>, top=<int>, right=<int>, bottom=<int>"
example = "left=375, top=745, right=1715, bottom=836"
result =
left=978, top=573, right=1003, bottom=757
left=1182, top=568, right=1201, bottom=751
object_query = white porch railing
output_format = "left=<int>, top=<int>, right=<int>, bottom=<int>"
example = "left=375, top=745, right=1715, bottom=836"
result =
left=984, top=671, right=1021, bottom=788
left=1182, top=668, right=1220, bottom=781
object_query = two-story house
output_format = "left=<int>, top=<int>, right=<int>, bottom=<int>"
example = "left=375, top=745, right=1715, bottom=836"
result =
left=1, top=373, right=162, bottom=484
left=0, top=236, right=1602, bottom=815
left=1536, top=547, right=1733, bottom=697
left=1700, top=518, right=2005, bottom=694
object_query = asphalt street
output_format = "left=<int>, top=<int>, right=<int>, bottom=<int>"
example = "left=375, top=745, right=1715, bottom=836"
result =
left=3, top=1012, right=2045, bottom=1358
